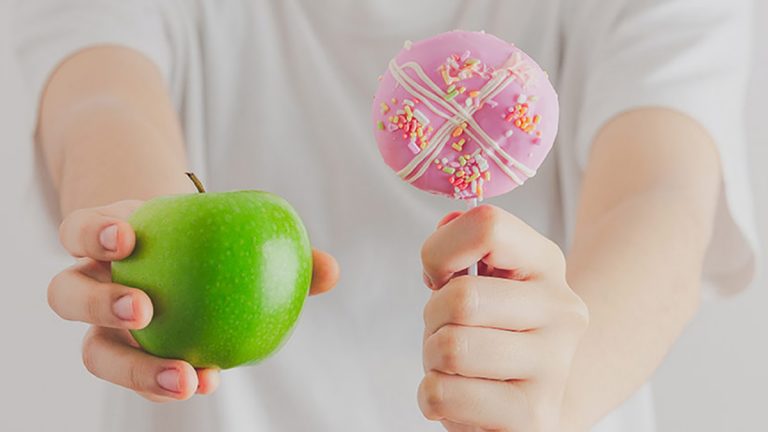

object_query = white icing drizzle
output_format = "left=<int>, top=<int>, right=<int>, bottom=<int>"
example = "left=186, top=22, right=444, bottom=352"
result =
left=387, top=59, right=537, bottom=186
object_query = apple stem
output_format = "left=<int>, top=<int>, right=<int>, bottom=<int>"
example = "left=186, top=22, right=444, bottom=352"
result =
left=185, top=172, right=206, bottom=193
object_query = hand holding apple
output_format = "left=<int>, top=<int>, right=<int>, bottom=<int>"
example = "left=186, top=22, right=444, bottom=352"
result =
left=48, top=191, right=338, bottom=401
left=418, top=205, right=589, bottom=431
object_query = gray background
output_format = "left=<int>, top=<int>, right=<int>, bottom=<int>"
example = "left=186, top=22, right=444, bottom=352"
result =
left=0, top=3, right=765, bottom=431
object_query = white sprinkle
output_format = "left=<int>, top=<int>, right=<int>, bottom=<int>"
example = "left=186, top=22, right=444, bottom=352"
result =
left=408, top=140, right=421, bottom=154
left=505, top=130, right=515, bottom=138
left=517, top=94, right=528, bottom=104
left=465, top=97, right=473, bottom=107
left=404, top=40, right=413, bottom=50
left=486, top=100, right=498, bottom=108
left=413, top=109, right=430, bottom=125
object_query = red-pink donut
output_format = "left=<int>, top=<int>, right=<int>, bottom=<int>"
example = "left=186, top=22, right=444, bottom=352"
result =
left=372, top=30, right=559, bottom=200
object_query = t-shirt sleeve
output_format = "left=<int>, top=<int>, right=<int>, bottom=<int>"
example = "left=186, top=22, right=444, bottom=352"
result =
left=10, top=0, right=172, bottom=111
left=563, top=0, right=760, bottom=296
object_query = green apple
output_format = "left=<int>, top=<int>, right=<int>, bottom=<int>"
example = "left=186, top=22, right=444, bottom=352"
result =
left=112, top=174, right=312, bottom=369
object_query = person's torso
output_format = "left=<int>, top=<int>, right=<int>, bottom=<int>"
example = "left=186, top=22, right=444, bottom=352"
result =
left=104, top=1, right=654, bottom=431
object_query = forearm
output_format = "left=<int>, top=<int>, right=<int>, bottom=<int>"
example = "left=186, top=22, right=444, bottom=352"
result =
left=561, top=191, right=709, bottom=429
left=559, top=109, right=721, bottom=430
left=38, top=46, right=193, bottom=216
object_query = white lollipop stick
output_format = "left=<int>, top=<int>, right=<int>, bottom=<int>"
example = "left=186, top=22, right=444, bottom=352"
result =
left=467, top=198, right=479, bottom=276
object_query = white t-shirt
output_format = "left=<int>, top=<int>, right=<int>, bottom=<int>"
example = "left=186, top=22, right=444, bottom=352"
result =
left=8, top=0, right=759, bottom=431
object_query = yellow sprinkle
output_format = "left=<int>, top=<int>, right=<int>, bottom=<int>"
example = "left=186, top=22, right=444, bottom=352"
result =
left=484, top=171, right=491, bottom=181
left=380, top=103, right=390, bottom=114
left=469, top=91, right=480, bottom=98
left=452, top=143, right=463, bottom=151
left=458, top=87, right=466, bottom=94
left=533, top=114, right=541, bottom=124
left=441, top=68, right=452, bottom=85
left=452, top=127, right=464, bottom=138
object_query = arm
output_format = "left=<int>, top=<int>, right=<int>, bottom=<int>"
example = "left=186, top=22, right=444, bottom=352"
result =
left=416, top=108, right=719, bottom=431
left=38, top=45, right=194, bottom=214
left=561, top=108, right=719, bottom=429
left=41, top=47, right=338, bottom=401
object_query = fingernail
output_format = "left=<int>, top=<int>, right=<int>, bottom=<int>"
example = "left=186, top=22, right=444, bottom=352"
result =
left=99, top=225, right=118, bottom=251
left=113, top=295, right=134, bottom=321
left=157, top=369, right=181, bottom=393
left=423, top=272, right=435, bottom=290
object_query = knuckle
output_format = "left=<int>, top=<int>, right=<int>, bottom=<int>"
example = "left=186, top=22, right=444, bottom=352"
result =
left=85, top=289, right=105, bottom=324
left=542, top=238, right=566, bottom=271
left=559, top=293, right=589, bottom=330
left=432, top=326, right=463, bottom=373
left=127, top=359, right=149, bottom=392
left=445, top=277, right=477, bottom=323
left=472, top=205, right=504, bottom=242
left=420, top=240, right=438, bottom=273
left=419, top=372, right=445, bottom=420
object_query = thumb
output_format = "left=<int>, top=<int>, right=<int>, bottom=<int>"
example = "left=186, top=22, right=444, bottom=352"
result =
left=308, top=249, right=339, bottom=296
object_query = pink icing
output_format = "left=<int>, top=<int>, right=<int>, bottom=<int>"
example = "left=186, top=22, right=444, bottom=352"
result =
left=372, top=30, right=559, bottom=200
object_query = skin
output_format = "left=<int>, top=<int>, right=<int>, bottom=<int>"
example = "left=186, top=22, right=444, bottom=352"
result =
left=40, top=46, right=720, bottom=429
left=41, top=47, right=339, bottom=401
left=418, top=108, right=719, bottom=431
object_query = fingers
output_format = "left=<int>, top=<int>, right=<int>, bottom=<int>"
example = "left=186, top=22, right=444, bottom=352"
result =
left=418, top=371, right=527, bottom=430
left=309, top=248, right=339, bottom=296
left=82, top=327, right=198, bottom=400
left=423, top=324, right=540, bottom=381
left=59, top=200, right=143, bottom=261
left=423, top=276, right=552, bottom=336
left=48, top=264, right=152, bottom=328
left=421, top=204, right=565, bottom=289
left=195, top=368, right=221, bottom=395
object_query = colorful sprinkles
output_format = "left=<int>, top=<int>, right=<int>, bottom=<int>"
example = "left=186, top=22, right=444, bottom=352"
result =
left=433, top=149, right=492, bottom=199
left=504, top=94, right=544, bottom=143
left=377, top=47, right=548, bottom=200
left=382, top=98, right=433, bottom=154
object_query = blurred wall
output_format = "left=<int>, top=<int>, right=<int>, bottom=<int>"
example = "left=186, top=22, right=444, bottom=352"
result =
left=0, top=2, right=765, bottom=431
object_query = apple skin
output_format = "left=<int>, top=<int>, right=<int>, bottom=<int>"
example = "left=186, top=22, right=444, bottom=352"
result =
left=112, top=191, right=312, bottom=369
